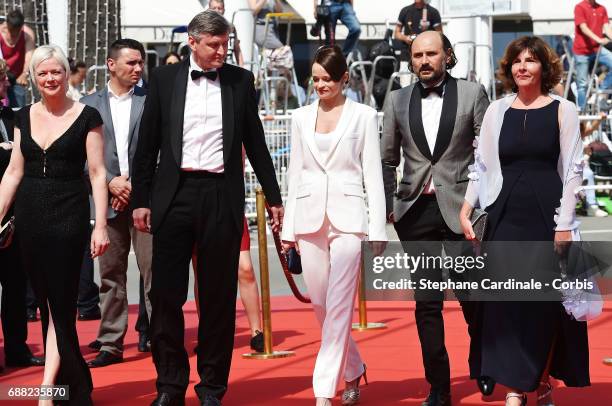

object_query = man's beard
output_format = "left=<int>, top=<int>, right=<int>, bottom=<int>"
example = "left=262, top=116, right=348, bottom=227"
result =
left=418, top=67, right=446, bottom=86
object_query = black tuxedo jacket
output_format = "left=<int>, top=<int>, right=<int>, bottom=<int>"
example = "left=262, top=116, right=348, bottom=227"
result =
left=132, top=59, right=282, bottom=233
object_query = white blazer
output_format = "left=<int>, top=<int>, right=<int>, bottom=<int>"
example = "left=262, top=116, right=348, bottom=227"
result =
left=281, top=98, right=388, bottom=242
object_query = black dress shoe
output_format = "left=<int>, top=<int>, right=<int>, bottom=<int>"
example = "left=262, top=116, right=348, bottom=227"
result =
left=477, top=376, right=496, bottom=396
left=87, top=350, right=123, bottom=368
left=78, top=310, right=101, bottom=321
left=88, top=340, right=102, bottom=351
left=150, top=392, right=185, bottom=406
left=5, top=354, right=45, bottom=367
left=138, top=333, right=151, bottom=352
left=201, top=394, right=221, bottom=406
left=26, top=309, right=38, bottom=322
left=249, top=330, right=264, bottom=353
left=422, top=389, right=451, bottom=406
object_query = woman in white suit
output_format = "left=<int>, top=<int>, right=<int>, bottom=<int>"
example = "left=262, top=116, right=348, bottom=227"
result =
left=281, top=45, right=387, bottom=406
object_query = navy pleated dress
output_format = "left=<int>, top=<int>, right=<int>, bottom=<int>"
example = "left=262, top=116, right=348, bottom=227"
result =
left=482, top=100, right=590, bottom=391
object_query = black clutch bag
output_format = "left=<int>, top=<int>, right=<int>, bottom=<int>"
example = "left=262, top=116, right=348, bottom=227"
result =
left=470, top=209, right=487, bottom=241
left=0, top=216, right=15, bottom=249
left=286, top=247, right=302, bottom=275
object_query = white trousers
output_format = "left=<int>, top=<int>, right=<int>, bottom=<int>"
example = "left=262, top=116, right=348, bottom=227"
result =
left=297, top=217, right=366, bottom=398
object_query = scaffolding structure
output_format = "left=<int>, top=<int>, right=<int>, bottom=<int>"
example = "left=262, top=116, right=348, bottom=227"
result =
left=68, top=0, right=121, bottom=93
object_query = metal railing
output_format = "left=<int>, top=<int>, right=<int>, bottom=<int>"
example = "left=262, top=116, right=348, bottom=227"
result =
left=244, top=111, right=612, bottom=218
left=85, top=65, right=108, bottom=93
left=254, top=12, right=302, bottom=115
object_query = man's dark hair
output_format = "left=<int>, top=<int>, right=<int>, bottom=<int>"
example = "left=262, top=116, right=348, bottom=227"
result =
left=107, top=38, right=145, bottom=60
left=6, top=9, right=25, bottom=29
left=69, top=59, right=87, bottom=74
left=188, top=9, right=231, bottom=40
left=406, top=32, right=458, bottom=73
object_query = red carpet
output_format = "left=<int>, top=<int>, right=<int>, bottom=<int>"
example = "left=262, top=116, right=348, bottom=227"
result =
left=1, top=298, right=611, bottom=405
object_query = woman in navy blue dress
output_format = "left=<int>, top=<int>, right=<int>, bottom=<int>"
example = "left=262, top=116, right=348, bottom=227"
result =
left=460, top=37, right=590, bottom=406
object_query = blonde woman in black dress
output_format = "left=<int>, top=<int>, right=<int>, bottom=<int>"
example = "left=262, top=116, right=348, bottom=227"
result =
left=0, top=45, right=109, bottom=405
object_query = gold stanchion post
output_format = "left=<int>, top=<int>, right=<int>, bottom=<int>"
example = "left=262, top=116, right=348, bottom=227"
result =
left=242, top=188, right=295, bottom=359
left=352, top=260, right=386, bottom=331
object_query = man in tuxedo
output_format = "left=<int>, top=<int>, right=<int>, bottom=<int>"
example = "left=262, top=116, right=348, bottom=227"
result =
left=132, top=10, right=283, bottom=406
left=381, top=31, right=492, bottom=406
left=82, top=38, right=153, bottom=367
left=0, top=58, right=45, bottom=371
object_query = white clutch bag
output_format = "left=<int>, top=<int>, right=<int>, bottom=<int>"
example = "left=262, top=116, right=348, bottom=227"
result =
left=559, top=234, right=603, bottom=321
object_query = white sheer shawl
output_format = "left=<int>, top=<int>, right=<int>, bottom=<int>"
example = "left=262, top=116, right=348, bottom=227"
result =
left=464, top=93, right=584, bottom=231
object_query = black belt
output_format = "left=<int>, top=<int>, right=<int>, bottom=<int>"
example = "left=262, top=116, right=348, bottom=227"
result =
left=181, top=170, right=224, bottom=179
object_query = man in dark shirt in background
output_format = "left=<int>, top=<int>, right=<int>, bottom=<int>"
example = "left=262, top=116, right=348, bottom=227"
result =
left=395, top=0, right=442, bottom=86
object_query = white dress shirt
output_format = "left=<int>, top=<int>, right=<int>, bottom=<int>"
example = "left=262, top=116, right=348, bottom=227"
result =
left=108, top=82, right=134, bottom=176
left=421, top=78, right=445, bottom=194
left=181, top=55, right=224, bottom=172
left=67, top=83, right=82, bottom=102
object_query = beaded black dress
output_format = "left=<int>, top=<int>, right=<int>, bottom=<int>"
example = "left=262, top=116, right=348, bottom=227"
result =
left=14, top=104, right=102, bottom=405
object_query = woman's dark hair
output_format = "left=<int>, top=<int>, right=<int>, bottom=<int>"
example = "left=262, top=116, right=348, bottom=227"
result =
left=163, top=52, right=181, bottom=65
left=312, top=45, right=347, bottom=82
left=406, top=32, right=458, bottom=73
left=498, top=36, right=562, bottom=94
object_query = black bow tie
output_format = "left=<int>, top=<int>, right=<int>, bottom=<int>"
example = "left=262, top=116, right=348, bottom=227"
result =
left=191, top=70, right=217, bottom=81
left=420, top=83, right=444, bottom=98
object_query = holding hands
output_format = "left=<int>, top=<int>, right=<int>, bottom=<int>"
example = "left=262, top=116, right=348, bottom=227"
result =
left=269, top=204, right=284, bottom=233
left=109, top=175, right=131, bottom=206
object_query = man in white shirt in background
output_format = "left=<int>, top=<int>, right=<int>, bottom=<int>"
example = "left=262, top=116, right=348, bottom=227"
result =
left=67, top=58, right=87, bottom=101
left=80, top=38, right=153, bottom=367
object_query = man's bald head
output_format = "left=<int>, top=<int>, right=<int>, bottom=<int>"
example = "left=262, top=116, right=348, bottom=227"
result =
left=409, top=31, right=457, bottom=86
left=413, top=31, right=444, bottom=51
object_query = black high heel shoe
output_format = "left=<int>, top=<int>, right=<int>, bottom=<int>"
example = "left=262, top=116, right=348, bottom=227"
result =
left=342, top=364, right=368, bottom=405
